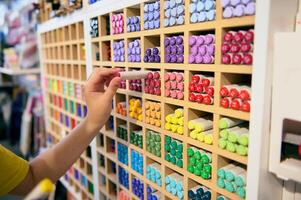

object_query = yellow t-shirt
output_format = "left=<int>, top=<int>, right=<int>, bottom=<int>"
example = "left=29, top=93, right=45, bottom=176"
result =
left=0, top=145, right=29, bottom=196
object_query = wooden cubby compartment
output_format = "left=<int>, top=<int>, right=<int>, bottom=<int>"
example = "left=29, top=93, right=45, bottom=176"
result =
left=78, top=22, right=84, bottom=39
left=72, top=44, right=78, bottom=60
left=144, top=35, right=161, bottom=58
left=100, top=14, right=111, bottom=36
left=108, top=180, right=117, bottom=198
left=70, top=24, right=77, bottom=40
left=92, top=42, right=100, bottom=61
left=98, top=153, right=106, bottom=169
left=79, top=43, right=85, bottom=60
left=101, top=41, right=111, bottom=61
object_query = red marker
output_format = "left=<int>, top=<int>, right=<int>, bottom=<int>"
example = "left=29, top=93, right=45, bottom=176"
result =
left=195, top=84, right=204, bottom=93
left=229, top=86, right=240, bottom=98
left=154, top=88, right=161, bottom=96
left=224, top=31, right=236, bottom=42
left=230, top=43, right=241, bottom=53
left=241, top=42, right=253, bottom=53
left=239, top=86, right=251, bottom=101
left=195, top=94, right=204, bottom=104
left=155, top=80, right=161, bottom=88
left=241, top=100, right=251, bottom=112
left=245, top=29, right=254, bottom=43
left=154, top=71, right=160, bottom=79
left=234, top=31, right=244, bottom=43
left=231, top=98, right=243, bottom=110
left=145, top=79, right=150, bottom=86
left=191, top=75, right=204, bottom=84
left=203, top=95, right=213, bottom=105
left=220, top=97, right=232, bottom=108
left=243, top=53, right=253, bottom=65
left=145, top=86, right=149, bottom=93
left=222, top=54, right=231, bottom=64
left=147, top=72, right=153, bottom=79
left=232, top=53, right=243, bottom=65
left=220, top=84, right=238, bottom=97
left=189, top=83, right=196, bottom=92
left=205, top=86, right=214, bottom=97
left=189, top=93, right=196, bottom=102
left=221, top=43, right=231, bottom=54
left=202, top=77, right=214, bottom=87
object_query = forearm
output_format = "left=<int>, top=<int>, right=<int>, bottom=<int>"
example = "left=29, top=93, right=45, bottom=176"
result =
left=12, top=118, right=103, bottom=195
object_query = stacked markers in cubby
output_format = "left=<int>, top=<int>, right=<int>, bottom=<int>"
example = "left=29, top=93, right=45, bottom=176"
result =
left=219, top=117, right=249, bottom=156
left=118, top=166, right=129, bottom=189
left=189, top=0, right=216, bottom=23
left=188, top=117, right=213, bottom=145
left=187, top=147, right=212, bottom=179
left=116, top=102, right=127, bottom=116
left=164, top=72, right=184, bottom=100
left=188, top=185, right=211, bottom=200
left=126, top=16, right=140, bottom=32
left=165, top=108, right=184, bottom=135
left=147, top=186, right=161, bottom=200
left=147, top=163, right=162, bottom=186
left=129, top=98, right=143, bottom=121
left=144, top=1, right=160, bottom=30
left=130, top=130, right=143, bottom=148
left=118, top=143, right=128, bottom=165
left=146, top=131, right=161, bottom=157
left=165, top=136, right=183, bottom=168
left=217, top=164, right=247, bottom=198
left=221, top=29, right=254, bottom=65
left=144, top=47, right=161, bottom=63
left=189, top=34, right=215, bottom=64
left=217, top=195, right=229, bottom=200
left=113, top=40, right=125, bottom=62
left=164, top=0, right=185, bottom=27
left=119, top=190, right=130, bottom=200
left=164, top=35, right=184, bottom=63
left=220, top=84, right=251, bottom=112
left=119, top=79, right=126, bottom=89
left=90, top=17, right=98, bottom=37
left=145, top=101, right=161, bottom=127
left=145, top=71, right=161, bottom=96
left=132, top=177, right=144, bottom=200
left=117, top=125, right=128, bottom=141
left=108, top=116, right=114, bottom=130
left=112, top=13, right=124, bottom=34
left=75, top=84, right=83, bottom=100
left=131, top=150, right=144, bottom=175
left=189, top=74, right=214, bottom=105
left=99, top=155, right=105, bottom=167
left=165, top=173, right=184, bottom=199
left=222, top=0, right=256, bottom=19
left=128, top=39, right=141, bottom=62
left=129, top=79, right=142, bottom=92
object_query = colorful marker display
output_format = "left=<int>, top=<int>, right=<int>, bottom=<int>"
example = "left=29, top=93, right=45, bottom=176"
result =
left=217, top=164, right=247, bottom=198
left=144, top=47, right=161, bottom=63
left=144, top=1, right=160, bottom=30
left=189, top=0, right=216, bottom=23
left=165, top=108, right=184, bottom=135
left=189, top=74, right=214, bottom=105
left=164, top=0, right=185, bottom=27
left=129, top=98, right=143, bottom=121
left=126, top=16, right=140, bottom=32
left=220, top=84, right=251, bottom=112
left=164, top=35, right=184, bottom=63
left=130, top=130, right=143, bottom=149
left=146, top=130, right=161, bottom=157
left=165, top=72, right=184, bottom=100
left=165, top=172, right=184, bottom=199
left=187, top=146, right=212, bottom=179
left=165, top=136, right=183, bottom=168
left=132, top=177, right=144, bottom=200
left=222, top=0, right=256, bottom=19
left=188, top=185, right=211, bottom=200
left=147, top=163, right=162, bottom=186
left=128, top=39, right=141, bottom=62
left=221, top=29, right=254, bottom=65
left=118, top=143, right=128, bottom=165
left=219, top=117, right=249, bottom=156
left=112, top=13, right=124, bottom=34
left=145, top=101, right=161, bottom=127
left=144, top=71, right=161, bottom=96
left=189, top=34, right=215, bottom=64
left=131, top=150, right=144, bottom=175
left=113, top=40, right=125, bottom=62
left=188, top=117, right=213, bottom=145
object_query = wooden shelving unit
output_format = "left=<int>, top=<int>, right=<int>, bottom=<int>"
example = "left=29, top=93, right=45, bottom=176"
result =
left=39, top=1, right=260, bottom=200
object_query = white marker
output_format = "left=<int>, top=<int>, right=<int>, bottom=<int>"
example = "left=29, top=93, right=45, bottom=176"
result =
left=119, top=71, right=149, bottom=80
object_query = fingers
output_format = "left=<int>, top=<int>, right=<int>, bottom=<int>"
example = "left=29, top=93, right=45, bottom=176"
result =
left=105, top=76, right=122, bottom=99
left=86, top=68, right=120, bottom=92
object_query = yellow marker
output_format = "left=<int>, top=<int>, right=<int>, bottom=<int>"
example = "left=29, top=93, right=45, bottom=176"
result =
left=165, top=123, right=171, bottom=131
left=204, top=133, right=213, bottom=145
left=134, top=100, right=141, bottom=107
left=171, top=116, right=178, bottom=125
left=138, top=114, right=143, bottom=121
left=130, top=112, right=135, bottom=118
left=137, top=107, right=142, bottom=114
left=174, top=108, right=184, bottom=118
left=190, top=130, right=198, bottom=139
left=171, top=124, right=178, bottom=133
left=178, top=117, right=184, bottom=126
left=188, top=118, right=206, bottom=130
left=25, top=179, right=54, bottom=200
left=177, top=126, right=184, bottom=135
left=197, top=132, right=205, bottom=142
left=165, top=114, right=173, bottom=123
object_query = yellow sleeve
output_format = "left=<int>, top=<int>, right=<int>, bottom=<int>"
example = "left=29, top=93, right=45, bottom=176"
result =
left=0, top=145, right=29, bottom=196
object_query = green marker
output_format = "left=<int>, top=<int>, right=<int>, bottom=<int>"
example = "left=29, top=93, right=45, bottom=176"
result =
left=165, top=154, right=171, bottom=162
left=238, top=133, right=249, bottom=147
left=194, top=151, right=202, bottom=160
left=226, top=141, right=236, bottom=153
left=236, top=145, right=248, bottom=156
left=187, top=147, right=195, bottom=157
left=236, top=186, right=246, bottom=198
left=165, top=136, right=171, bottom=144
left=235, top=171, right=247, bottom=187
left=176, top=159, right=183, bottom=168
left=217, top=164, right=235, bottom=179
left=170, top=156, right=176, bottom=165
left=228, top=128, right=249, bottom=143
left=217, top=178, right=225, bottom=188
left=225, top=180, right=237, bottom=193
left=225, top=166, right=245, bottom=182
left=219, top=117, right=243, bottom=129
left=219, top=126, right=240, bottom=140
left=217, top=195, right=229, bottom=200
left=187, top=165, right=194, bottom=173
left=218, top=138, right=227, bottom=149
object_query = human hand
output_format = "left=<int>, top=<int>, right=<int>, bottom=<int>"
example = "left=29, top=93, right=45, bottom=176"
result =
left=84, top=68, right=121, bottom=133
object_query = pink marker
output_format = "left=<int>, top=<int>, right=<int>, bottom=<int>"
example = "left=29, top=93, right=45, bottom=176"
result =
left=165, top=81, right=171, bottom=89
left=177, top=82, right=184, bottom=92
left=164, top=73, right=170, bottom=82
left=170, top=72, right=176, bottom=81
left=177, top=91, right=184, bottom=100
left=176, top=73, right=184, bottom=82
left=171, top=90, right=177, bottom=99
left=171, top=81, right=177, bottom=90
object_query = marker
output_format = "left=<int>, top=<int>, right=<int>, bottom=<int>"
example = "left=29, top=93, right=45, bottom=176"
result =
left=228, top=127, right=249, bottom=143
left=24, top=179, right=54, bottom=200
left=217, top=164, right=236, bottom=179
left=225, top=166, right=246, bottom=181
left=235, top=171, right=247, bottom=187
left=119, top=71, right=149, bottom=80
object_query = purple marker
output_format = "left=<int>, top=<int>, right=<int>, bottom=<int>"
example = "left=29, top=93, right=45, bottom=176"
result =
left=207, top=44, right=215, bottom=55
left=165, top=54, right=171, bottom=62
left=203, top=54, right=214, bottom=64
left=165, top=46, right=171, bottom=54
left=198, top=45, right=207, bottom=56
left=221, top=0, right=231, bottom=8
left=171, top=46, right=177, bottom=54
left=164, top=37, right=170, bottom=47
left=190, top=45, right=198, bottom=56
left=196, top=36, right=205, bottom=46
left=233, top=4, right=245, bottom=17
left=189, top=36, right=197, bottom=46
left=176, top=36, right=183, bottom=45
left=177, top=45, right=184, bottom=54
left=195, top=55, right=203, bottom=64
left=205, top=34, right=215, bottom=45
left=145, top=48, right=152, bottom=56
left=223, top=6, right=234, bottom=18
left=154, top=55, right=161, bottom=62
left=189, top=55, right=195, bottom=63
left=153, top=47, right=160, bottom=55
left=170, top=37, right=176, bottom=46
left=149, top=55, right=155, bottom=62
left=170, top=55, right=177, bottom=63
left=230, top=0, right=241, bottom=7
left=144, top=55, right=149, bottom=62
left=245, top=2, right=256, bottom=15
left=177, top=55, right=184, bottom=63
